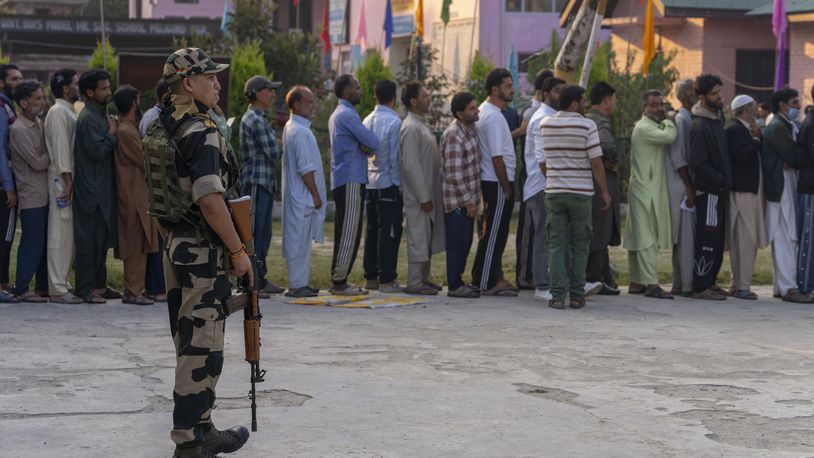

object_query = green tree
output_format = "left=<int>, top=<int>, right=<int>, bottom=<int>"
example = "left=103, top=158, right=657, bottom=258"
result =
left=229, top=0, right=276, bottom=44
left=355, top=49, right=393, bottom=119
left=89, top=39, right=118, bottom=89
left=263, top=32, right=322, bottom=100
left=465, top=51, right=495, bottom=104
left=396, top=43, right=451, bottom=131
left=229, top=40, right=269, bottom=118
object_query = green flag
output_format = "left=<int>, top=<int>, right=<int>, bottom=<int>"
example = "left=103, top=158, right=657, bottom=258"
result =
left=441, top=0, right=452, bottom=25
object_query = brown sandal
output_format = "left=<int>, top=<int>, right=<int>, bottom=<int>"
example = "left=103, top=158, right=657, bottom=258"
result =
left=569, top=296, right=586, bottom=309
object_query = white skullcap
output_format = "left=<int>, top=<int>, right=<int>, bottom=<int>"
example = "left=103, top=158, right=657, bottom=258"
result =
left=731, top=94, right=755, bottom=111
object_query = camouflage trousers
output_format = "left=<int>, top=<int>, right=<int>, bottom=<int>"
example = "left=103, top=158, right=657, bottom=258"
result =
left=164, top=232, right=232, bottom=446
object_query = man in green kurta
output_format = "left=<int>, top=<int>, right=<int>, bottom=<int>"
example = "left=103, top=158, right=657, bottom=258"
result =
left=73, top=70, right=118, bottom=303
left=623, top=90, right=677, bottom=298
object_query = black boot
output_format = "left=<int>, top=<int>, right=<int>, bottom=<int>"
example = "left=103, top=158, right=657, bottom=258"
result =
left=173, top=444, right=221, bottom=458
left=202, top=425, right=250, bottom=454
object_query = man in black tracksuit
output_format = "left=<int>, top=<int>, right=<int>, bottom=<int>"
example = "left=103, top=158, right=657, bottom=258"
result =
left=688, top=74, right=732, bottom=300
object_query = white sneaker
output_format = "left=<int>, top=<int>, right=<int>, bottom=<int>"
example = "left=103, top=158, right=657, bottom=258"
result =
left=534, top=288, right=553, bottom=301
left=584, top=282, right=602, bottom=296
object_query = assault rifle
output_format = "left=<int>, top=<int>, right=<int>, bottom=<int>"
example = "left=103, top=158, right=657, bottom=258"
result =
left=227, top=196, right=266, bottom=432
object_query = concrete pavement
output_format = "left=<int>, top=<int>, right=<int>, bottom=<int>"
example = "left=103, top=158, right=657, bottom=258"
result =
left=2, top=286, right=814, bottom=457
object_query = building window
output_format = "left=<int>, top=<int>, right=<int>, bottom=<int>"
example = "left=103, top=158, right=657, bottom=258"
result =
left=506, top=0, right=569, bottom=13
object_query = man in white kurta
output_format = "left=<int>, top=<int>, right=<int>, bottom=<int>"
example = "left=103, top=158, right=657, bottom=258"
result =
left=43, top=69, right=82, bottom=304
left=281, top=87, right=326, bottom=297
left=400, top=82, right=445, bottom=295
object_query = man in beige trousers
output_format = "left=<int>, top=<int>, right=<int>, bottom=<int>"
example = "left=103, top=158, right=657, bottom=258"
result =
left=400, top=81, right=445, bottom=295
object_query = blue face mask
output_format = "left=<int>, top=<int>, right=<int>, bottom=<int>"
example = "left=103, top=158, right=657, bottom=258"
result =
left=788, top=107, right=800, bottom=120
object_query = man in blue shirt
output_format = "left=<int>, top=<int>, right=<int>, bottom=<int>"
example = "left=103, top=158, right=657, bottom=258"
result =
left=328, top=75, right=379, bottom=295
left=0, top=64, right=22, bottom=302
left=240, top=75, right=284, bottom=296
left=362, top=80, right=404, bottom=293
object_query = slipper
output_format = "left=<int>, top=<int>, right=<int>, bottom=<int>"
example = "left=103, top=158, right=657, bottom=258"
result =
left=483, top=285, right=518, bottom=297
left=731, top=290, right=758, bottom=300
left=84, top=293, right=107, bottom=304
left=285, top=287, right=319, bottom=298
left=549, top=299, right=566, bottom=310
left=569, top=296, right=586, bottom=309
left=18, top=292, right=46, bottom=303
left=0, top=290, right=19, bottom=303
left=644, top=286, right=674, bottom=299
left=122, top=295, right=154, bottom=306
left=50, top=292, right=83, bottom=304
left=628, top=283, right=646, bottom=294
left=423, top=281, right=443, bottom=291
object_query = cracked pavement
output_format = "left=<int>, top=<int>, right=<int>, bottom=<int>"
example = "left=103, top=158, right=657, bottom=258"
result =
left=2, top=285, right=814, bottom=457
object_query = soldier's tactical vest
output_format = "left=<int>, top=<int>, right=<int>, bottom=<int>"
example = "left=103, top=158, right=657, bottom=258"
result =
left=142, top=114, right=241, bottom=240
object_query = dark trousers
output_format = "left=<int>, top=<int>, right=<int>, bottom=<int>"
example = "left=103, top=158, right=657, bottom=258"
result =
left=363, top=186, right=403, bottom=284
left=331, top=183, right=365, bottom=285
left=515, top=198, right=534, bottom=288
left=472, top=181, right=515, bottom=291
left=445, top=208, right=475, bottom=291
left=12, top=206, right=47, bottom=295
left=145, top=235, right=165, bottom=295
left=251, top=185, right=274, bottom=289
left=0, top=190, right=16, bottom=284
left=586, top=248, right=614, bottom=285
left=693, top=192, right=726, bottom=293
left=74, top=206, right=109, bottom=298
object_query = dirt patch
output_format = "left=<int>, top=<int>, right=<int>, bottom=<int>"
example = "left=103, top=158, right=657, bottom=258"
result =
left=513, top=383, right=593, bottom=409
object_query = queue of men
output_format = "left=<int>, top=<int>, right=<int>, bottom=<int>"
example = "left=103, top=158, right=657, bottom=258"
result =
left=3, top=61, right=814, bottom=309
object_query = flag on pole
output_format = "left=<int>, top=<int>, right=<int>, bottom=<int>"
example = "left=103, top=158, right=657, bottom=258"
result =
left=416, top=0, right=424, bottom=37
left=641, top=0, right=655, bottom=74
left=294, top=0, right=299, bottom=6
left=772, top=0, right=787, bottom=90
left=220, top=0, right=231, bottom=38
left=357, top=0, right=368, bottom=53
left=383, top=0, right=394, bottom=49
left=441, top=0, right=452, bottom=25
left=320, top=2, right=331, bottom=52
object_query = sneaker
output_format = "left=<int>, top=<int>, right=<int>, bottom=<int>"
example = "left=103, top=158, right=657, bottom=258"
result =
left=285, top=286, right=319, bottom=298
left=598, top=283, right=621, bottom=295
left=365, top=279, right=379, bottom=290
left=202, top=424, right=249, bottom=454
left=173, top=445, right=220, bottom=458
left=534, top=288, right=553, bottom=301
left=448, top=285, right=480, bottom=298
left=379, top=281, right=405, bottom=293
left=584, top=282, right=602, bottom=296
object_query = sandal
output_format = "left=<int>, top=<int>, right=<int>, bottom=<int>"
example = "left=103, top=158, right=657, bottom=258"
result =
left=329, top=285, right=369, bottom=296
left=692, top=289, right=727, bottom=301
left=628, top=283, right=646, bottom=294
left=122, top=295, right=154, bottom=306
left=18, top=292, right=47, bottom=303
left=731, top=290, right=758, bottom=300
left=569, top=296, right=586, bottom=309
left=644, top=286, right=674, bottom=299
left=99, top=287, right=122, bottom=299
left=50, top=292, right=83, bottom=304
left=0, top=290, right=19, bottom=303
left=84, top=293, right=107, bottom=304
left=549, top=299, right=566, bottom=310
left=482, top=284, right=518, bottom=296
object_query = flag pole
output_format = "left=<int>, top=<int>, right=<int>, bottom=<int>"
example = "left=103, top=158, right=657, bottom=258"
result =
left=99, top=0, right=109, bottom=115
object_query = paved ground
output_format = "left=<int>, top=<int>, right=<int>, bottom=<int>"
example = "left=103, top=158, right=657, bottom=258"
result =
left=2, top=286, right=814, bottom=458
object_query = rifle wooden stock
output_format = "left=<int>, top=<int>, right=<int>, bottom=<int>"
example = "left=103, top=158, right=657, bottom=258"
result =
left=227, top=196, right=253, bottom=244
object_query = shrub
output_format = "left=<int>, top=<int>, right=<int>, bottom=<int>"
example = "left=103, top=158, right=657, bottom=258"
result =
left=355, top=49, right=393, bottom=119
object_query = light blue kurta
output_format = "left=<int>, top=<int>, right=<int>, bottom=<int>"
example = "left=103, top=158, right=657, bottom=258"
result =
left=281, top=114, right=327, bottom=260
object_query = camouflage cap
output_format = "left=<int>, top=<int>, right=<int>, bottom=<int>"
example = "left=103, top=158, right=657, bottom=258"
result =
left=163, top=48, right=229, bottom=85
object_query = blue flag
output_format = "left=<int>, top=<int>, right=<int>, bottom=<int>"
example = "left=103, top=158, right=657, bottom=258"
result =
left=383, top=0, right=393, bottom=49
left=220, top=0, right=232, bottom=38
left=508, top=45, right=518, bottom=93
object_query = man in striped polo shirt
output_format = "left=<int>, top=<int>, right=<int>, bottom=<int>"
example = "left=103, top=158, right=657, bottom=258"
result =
left=540, top=85, right=610, bottom=310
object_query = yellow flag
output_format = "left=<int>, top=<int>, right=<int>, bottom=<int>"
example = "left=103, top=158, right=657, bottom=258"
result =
left=642, top=0, right=655, bottom=74
left=416, top=0, right=424, bottom=37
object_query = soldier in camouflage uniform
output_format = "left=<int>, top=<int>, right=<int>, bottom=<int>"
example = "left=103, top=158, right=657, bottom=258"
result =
left=159, top=48, right=252, bottom=458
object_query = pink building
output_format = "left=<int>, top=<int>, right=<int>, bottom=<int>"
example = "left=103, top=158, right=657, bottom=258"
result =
left=326, top=0, right=571, bottom=92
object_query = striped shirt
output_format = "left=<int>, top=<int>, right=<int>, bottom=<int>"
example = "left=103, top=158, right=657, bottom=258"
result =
left=540, top=111, right=602, bottom=196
